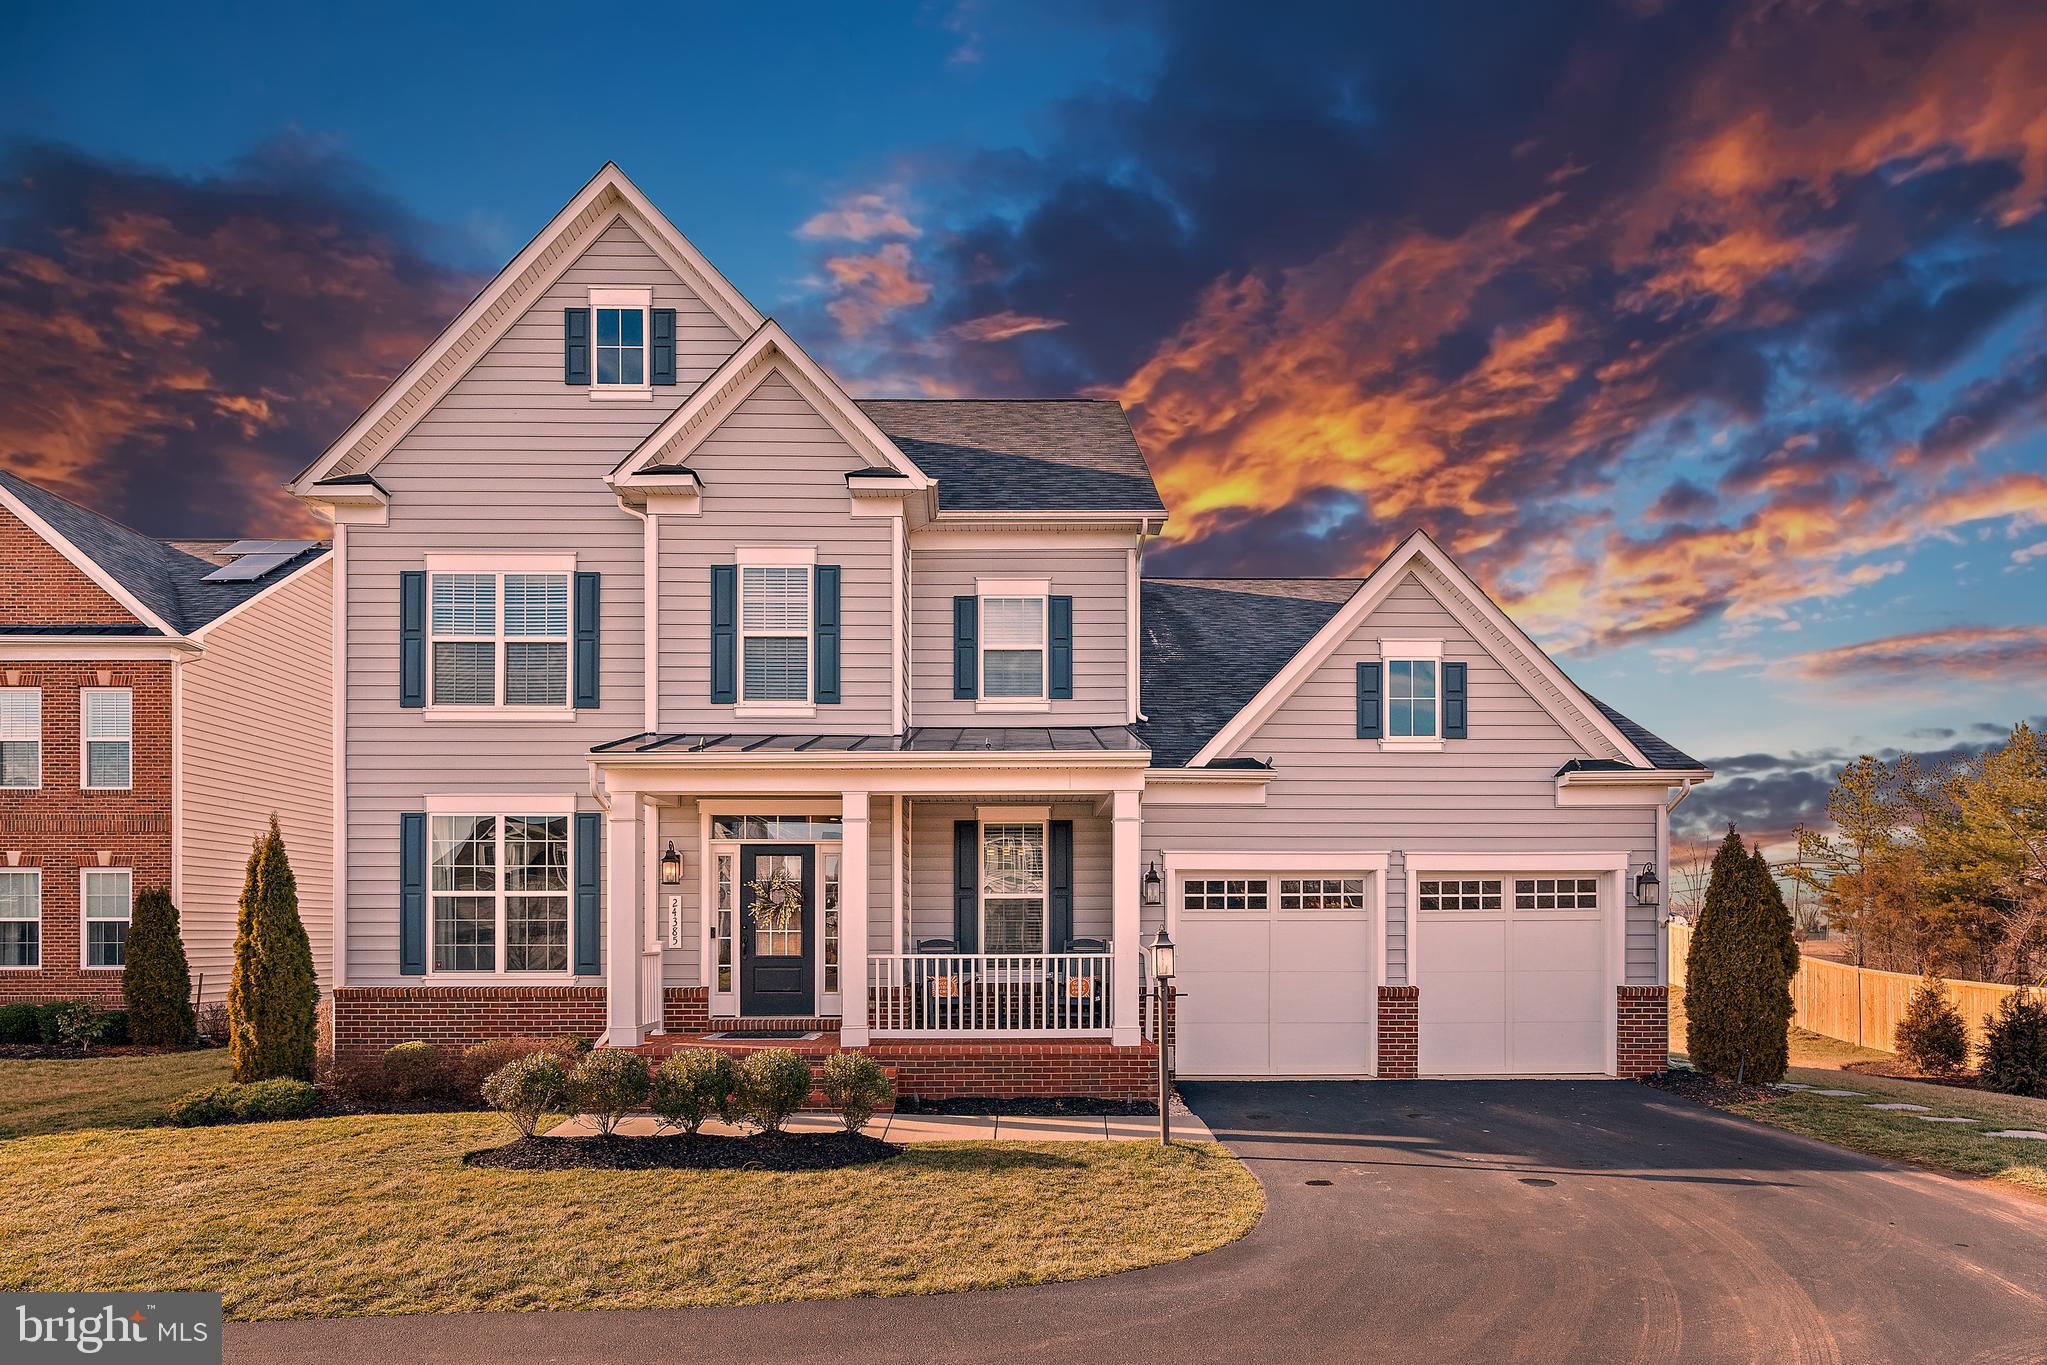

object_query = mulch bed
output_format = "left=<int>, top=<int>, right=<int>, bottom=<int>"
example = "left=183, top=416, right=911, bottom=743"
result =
left=1638, top=1068, right=1779, bottom=1107
left=465, top=1130, right=899, bottom=1172
left=310, top=1094, right=491, bottom=1118
left=0, top=1042, right=220, bottom=1061
left=895, top=1095, right=1157, bottom=1117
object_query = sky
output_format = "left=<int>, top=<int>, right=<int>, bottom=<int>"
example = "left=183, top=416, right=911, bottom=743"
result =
left=3, top=0, right=2045, bottom=851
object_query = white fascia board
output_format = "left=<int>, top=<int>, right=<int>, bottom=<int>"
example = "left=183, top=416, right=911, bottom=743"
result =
left=187, top=551, right=331, bottom=643
left=1188, top=530, right=1652, bottom=769
left=0, top=640, right=195, bottom=659
left=292, top=163, right=763, bottom=494
left=0, top=484, right=183, bottom=638
left=611, top=322, right=928, bottom=487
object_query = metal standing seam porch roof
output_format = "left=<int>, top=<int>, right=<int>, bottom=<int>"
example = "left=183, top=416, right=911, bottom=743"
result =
left=592, top=726, right=1151, bottom=758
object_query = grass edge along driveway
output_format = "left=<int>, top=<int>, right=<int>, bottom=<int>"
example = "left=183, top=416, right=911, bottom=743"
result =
left=0, top=1110, right=1262, bottom=1321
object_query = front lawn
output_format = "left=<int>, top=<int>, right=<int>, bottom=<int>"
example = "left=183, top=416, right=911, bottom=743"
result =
left=0, top=1112, right=1261, bottom=1320
left=0, top=1051, right=232, bottom=1139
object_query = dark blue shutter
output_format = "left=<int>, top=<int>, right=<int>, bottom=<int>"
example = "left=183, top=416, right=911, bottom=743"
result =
left=814, top=565, right=841, bottom=704
left=1442, top=661, right=1468, bottom=740
left=952, top=596, right=978, bottom=699
left=1048, top=595, right=1074, bottom=700
left=1049, top=820, right=1074, bottom=950
left=399, top=571, right=426, bottom=709
left=711, top=565, right=737, bottom=703
left=1356, top=661, right=1383, bottom=739
left=953, top=820, right=979, bottom=952
left=563, top=308, right=590, bottom=385
left=650, top=308, right=677, bottom=385
left=574, top=812, right=602, bottom=976
left=399, top=812, right=426, bottom=975
left=573, top=571, right=601, bottom=709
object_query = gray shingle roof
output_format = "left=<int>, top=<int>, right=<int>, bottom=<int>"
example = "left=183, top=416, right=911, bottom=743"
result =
left=856, top=399, right=1165, bottom=513
left=1138, top=576, right=1701, bottom=772
left=0, top=469, right=326, bottom=634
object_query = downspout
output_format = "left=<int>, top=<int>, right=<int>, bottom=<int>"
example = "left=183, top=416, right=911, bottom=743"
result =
left=1657, top=778, right=1697, bottom=987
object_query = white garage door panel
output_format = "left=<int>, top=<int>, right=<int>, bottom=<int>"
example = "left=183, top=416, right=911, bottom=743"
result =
left=1509, top=968, right=1604, bottom=1022
left=1271, top=1021, right=1374, bottom=1074
left=1178, top=1021, right=1270, bottom=1075
left=1272, top=917, right=1371, bottom=959
left=1423, top=1020, right=1507, bottom=1074
left=1510, top=919, right=1602, bottom=970
left=1418, top=966, right=1508, bottom=1021
left=1426, top=918, right=1509, bottom=972
left=1514, top=1020, right=1607, bottom=1074
left=1181, top=919, right=1272, bottom=970
left=1182, top=969, right=1272, bottom=1023
left=1269, top=971, right=1373, bottom=1023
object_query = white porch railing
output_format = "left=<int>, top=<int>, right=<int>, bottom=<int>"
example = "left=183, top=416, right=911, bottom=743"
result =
left=867, top=950, right=1115, bottom=1037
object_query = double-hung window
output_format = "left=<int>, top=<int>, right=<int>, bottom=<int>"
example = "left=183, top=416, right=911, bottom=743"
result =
left=0, top=870, right=38, bottom=968
left=979, top=580, right=1047, bottom=701
left=740, top=564, right=812, bottom=703
left=82, top=868, right=130, bottom=968
left=430, top=814, right=571, bottom=973
left=1386, top=659, right=1438, bottom=738
left=591, top=287, right=650, bottom=390
left=80, top=688, right=131, bottom=789
left=980, top=820, right=1048, bottom=953
left=429, top=569, right=571, bottom=709
left=0, top=688, right=39, bottom=788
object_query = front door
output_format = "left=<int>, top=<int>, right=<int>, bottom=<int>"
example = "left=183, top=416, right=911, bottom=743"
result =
left=739, top=844, right=816, bottom=1016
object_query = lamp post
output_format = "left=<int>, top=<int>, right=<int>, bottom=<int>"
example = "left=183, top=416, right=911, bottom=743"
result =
left=1148, top=928, right=1176, bottom=1144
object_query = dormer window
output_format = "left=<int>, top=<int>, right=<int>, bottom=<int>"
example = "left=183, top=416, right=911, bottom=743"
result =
left=590, top=287, right=651, bottom=390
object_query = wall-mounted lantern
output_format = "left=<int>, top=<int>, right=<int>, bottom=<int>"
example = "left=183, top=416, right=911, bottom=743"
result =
left=1634, top=862, right=1660, bottom=907
left=1141, top=860, right=1164, bottom=908
left=659, top=841, right=683, bottom=886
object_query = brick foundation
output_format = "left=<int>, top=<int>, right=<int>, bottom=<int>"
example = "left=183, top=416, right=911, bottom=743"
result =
left=1617, top=984, right=1671, bottom=1078
left=868, top=1040, right=1158, bottom=1102
left=332, top=985, right=607, bottom=1058
left=662, top=986, right=711, bottom=1032
left=1377, top=985, right=1419, bottom=1078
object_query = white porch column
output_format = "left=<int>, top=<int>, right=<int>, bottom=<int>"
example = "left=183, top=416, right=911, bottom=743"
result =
left=604, top=798, right=645, bottom=1048
left=839, top=791, right=872, bottom=1046
left=1112, top=787, right=1142, bottom=1047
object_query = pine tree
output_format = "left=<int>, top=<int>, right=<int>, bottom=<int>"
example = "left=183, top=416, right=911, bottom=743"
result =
left=122, top=887, right=196, bottom=1045
left=1685, top=827, right=1797, bottom=1084
left=228, top=816, right=319, bottom=1082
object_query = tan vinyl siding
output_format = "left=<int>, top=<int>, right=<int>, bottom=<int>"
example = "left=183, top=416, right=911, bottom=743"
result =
left=654, top=373, right=895, bottom=733
left=907, top=800, right=1112, bottom=947
left=1142, top=572, right=1659, bottom=985
left=909, top=545, right=1130, bottom=725
left=343, top=219, right=732, bottom=984
left=179, top=559, right=334, bottom=991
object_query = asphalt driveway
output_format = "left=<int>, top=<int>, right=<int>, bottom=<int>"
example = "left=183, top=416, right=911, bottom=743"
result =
left=229, top=1081, right=2047, bottom=1363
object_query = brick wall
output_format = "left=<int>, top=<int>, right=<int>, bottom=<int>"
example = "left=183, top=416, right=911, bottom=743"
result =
left=0, top=660, right=172, bottom=1006
left=869, top=1040, right=1158, bottom=1102
left=1616, top=984, right=1671, bottom=1078
left=1377, top=985, right=1419, bottom=1078
left=0, top=507, right=141, bottom=626
left=332, top=985, right=607, bottom=1057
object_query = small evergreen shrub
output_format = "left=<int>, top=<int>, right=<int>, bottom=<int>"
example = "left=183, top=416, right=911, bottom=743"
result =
left=33, top=1001, right=71, bottom=1044
left=123, top=887, right=196, bottom=1045
left=1895, top=980, right=1970, bottom=1076
left=569, top=1049, right=650, bottom=1136
left=1979, top=991, right=2047, bottom=1098
left=820, top=1051, right=891, bottom=1133
left=460, top=1036, right=579, bottom=1095
left=46, top=1000, right=111, bottom=1051
left=0, top=1002, right=38, bottom=1044
left=98, top=1010, right=129, bottom=1046
left=734, top=1048, right=814, bottom=1135
left=1685, top=830, right=1798, bottom=1084
left=380, top=1040, right=457, bottom=1100
left=649, top=1049, right=738, bottom=1136
left=168, top=1078, right=319, bottom=1126
left=228, top=817, right=319, bottom=1082
left=481, top=1053, right=569, bottom=1137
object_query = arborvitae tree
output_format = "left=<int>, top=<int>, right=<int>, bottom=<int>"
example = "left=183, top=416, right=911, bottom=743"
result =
left=228, top=816, right=318, bottom=1082
left=122, top=887, right=196, bottom=1045
left=1686, top=827, right=1797, bottom=1084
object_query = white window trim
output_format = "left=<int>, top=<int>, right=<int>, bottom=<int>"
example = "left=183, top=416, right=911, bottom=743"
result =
left=1161, top=852, right=1389, bottom=938
left=0, top=867, right=41, bottom=970
left=977, top=576, right=1051, bottom=708
left=979, top=816, right=1050, bottom=954
left=425, top=812, right=585, bottom=981
left=0, top=687, right=40, bottom=791
left=422, top=558, right=576, bottom=717
left=79, top=687, right=132, bottom=791
left=737, top=554, right=816, bottom=709
left=1379, top=638, right=1445, bottom=753
left=589, top=286, right=654, bottom=399
left=79, top=866, right=131, bottom=971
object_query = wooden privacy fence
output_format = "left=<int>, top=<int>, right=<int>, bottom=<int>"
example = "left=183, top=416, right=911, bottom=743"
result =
left=1667, top=921, right=2021, bottom=1054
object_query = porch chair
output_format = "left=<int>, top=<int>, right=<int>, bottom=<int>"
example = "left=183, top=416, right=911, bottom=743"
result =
left=1051, top=937, right=1109, bottom=1030
left=911, top=937, right=977, bottom=1029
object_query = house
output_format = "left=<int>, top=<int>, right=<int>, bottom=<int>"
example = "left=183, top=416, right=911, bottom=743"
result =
left=0, top=470, right=333, bottom=1009
left=291, top=164, right=1709, bottom=1094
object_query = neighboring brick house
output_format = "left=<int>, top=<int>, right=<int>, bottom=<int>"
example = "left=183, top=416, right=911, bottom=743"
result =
left=0, top=470, right=334, bottom=1008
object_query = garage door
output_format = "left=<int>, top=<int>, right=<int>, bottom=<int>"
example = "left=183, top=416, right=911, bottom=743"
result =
left=1414, top=874, right=1608, bottom=1076
left=1174, top=874, right=1375, bottom=1076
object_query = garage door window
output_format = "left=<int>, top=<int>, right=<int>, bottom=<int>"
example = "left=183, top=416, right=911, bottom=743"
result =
left=1279, top=878, right=1365, bottom=910
left=1183, top=878, right=1269, bottom=911
left=1417, top=878, right=1501, bottom=911
left=1514, top=877, right=1598, bottom=910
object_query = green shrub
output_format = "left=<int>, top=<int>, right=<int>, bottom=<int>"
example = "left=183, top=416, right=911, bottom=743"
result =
left=33, top=1001, right=70, bottom=1044
left=46, top=1000, right=112, bottom=1051
left=569, top=1049, right=650, bottom=1136
left=649, top=1049, right=738, bottom=1136
left=1895, top=980, right=1970, bottom=1076
left=1979, top=990, right=2047, bottom=1098
left=1685, top=830, right=1798, bottom=1084
left=228, top=816, right=319, bottom=1082
left=820, top=1051, right=891, bottom=1133
left=98, top=1010, right=129, bottom=1046
left=380, top=1041, right=457, bottom=1100
left=167, top=1078, right=319, bottom=1126
left=481, top=1053, right=570, bottom=1138
left=460, top=1036, right=578, bottom=1097
left=123, top=887, right=196, bottom=1045
left=734, top=1048, right=814, bottom=1135
left=0, top=1002, right=38, bottom=1044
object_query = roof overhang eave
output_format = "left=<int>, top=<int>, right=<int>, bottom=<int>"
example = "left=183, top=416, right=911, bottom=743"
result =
left=1555, top=766, right=1713, bottom=788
